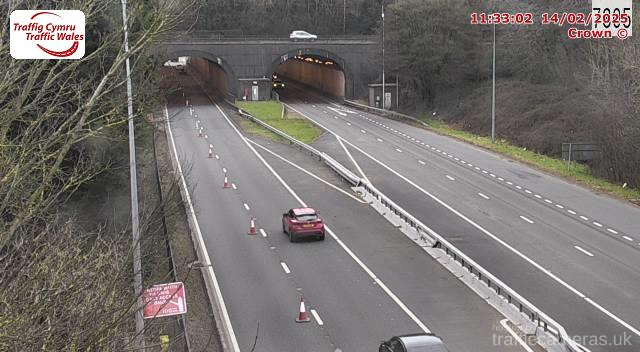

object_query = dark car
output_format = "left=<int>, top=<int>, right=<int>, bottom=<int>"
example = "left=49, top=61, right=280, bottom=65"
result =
left=282, top=208, right=325, bottom=242
left=272, top=79, right=286, bottom=89
left=379, top=334, right=450, bottom=352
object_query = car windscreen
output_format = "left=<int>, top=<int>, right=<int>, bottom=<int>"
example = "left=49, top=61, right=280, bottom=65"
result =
left=295, top=214, right=318, bottom=221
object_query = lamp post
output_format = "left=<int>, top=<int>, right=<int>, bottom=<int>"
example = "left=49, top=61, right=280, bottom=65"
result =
left=491, top=22, right=496, bottom=143
left=121, top=0, right=144, bottom=348
left=381, top=3, right=385, bottom=109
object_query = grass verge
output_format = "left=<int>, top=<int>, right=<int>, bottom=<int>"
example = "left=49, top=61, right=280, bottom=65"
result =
left=237, top=101, right=323, bottom=144
left=418, top=116, right=640, bottom=203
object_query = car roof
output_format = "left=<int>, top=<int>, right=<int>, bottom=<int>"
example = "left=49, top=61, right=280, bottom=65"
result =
left=394, top=334, right=449, bottom=352
left=291, top=207, right=316, bottom=215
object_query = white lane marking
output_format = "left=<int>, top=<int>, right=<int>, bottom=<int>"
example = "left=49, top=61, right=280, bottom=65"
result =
left=482, top=170, right=488, bottom=174
left=461, top=160, right=466, bottom=164
left=377, top=138, right=384, bottom=142
left=232, top=183, right=237, bottom=190
left=336, top=135, right=370, bottom=184
left=243, top=203, right=250, bottom=211
left=475, top=167, right=481, bottom=170
left=418, top=160, right=426, bottom=165
left=249, top=140, right=366, bottom=203
left=584, top=297, right=640, bottom=336
left=580, top=216, right=589, bottom=221
left=467, top=163, right=473, bottom=167
left=259, top=228, right=267, bottom=237
left=574, top=246, right=594, bottom=257
left=311, top=309, right=324, bottom=326
left=346, top=122, right=351, bottom=126
left=515, top=185, right=522, bottom=190
left=165, top=106, right=241, bottom=351
left=222, top=167, right=227, bottom=173
left=454, top=157, right=459, bottom=161
left=334, top=116, right=339, bottom=119
left=520, top=215, right=535, bottom=224
left=506, top=181, right=513, bottom=185
left=490, top=173, right=496, bottom=177
left=445, top=175, right=455, bottom=181
left=500, top=319, right=535, bottom=352
left=360, top=129, right=367, bottom=134
left=498, top=177, right=504, bottom=181
left=478, top=193, right=490, bottom=200
left=417, top=140, right=421, bottom=143
left=323, top=110, right=328, bottom=114
left=436, top=149, right=441, bottom=152
left=607, top=228, right=618, bottom=234
left=395, top=148, right=403, bottom=153
left=623, top=236, right=634, bottom=242
left=285, top=103, right=640, bottom=336
left=215, top=154, right=220, bottom=160
left=534, top=194, right=542, bottom=199
left=280, top=262, right=291, bottom=274
left=242, top=104, right=434, bottom=334
left=567, top=210, right=577, bottom=215
left=525, top=190, right=532, bottom=194
left=555, top=204, right=564, bottom=209
left=593, top=222, right=603, bottom=227
left=545, top=199, right=553, bottom=204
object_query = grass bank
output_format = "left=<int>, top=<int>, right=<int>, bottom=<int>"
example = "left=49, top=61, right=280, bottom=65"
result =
left=237, top=101, right=323, bottom=144
left=418, top=116, right=640, bottom=203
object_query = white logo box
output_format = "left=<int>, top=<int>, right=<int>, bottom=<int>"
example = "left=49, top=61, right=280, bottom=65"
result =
left=10, top=10, right=85, bottom=59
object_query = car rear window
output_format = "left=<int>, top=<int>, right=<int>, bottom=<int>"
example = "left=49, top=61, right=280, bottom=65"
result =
left=295, top=214, right=318, bottom=221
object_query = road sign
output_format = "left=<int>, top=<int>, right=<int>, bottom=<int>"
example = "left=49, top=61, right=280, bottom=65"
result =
left=143, top=282, right=187, bottom=319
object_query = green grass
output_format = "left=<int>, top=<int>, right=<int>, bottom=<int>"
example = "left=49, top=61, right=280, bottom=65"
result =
left=418, top=116, right=640, bottom=202
left=237, top=101, right=323, bottom=144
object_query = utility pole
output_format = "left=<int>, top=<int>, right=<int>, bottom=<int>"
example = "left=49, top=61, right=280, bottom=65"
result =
left=491, top=22, right=496, bottom=143
left=343, top=0, right=346, bottom=33
left=381, top=3, right=385, bottom=109
left=121, top=0, right=144, bottom=349
left=395, top=0, right=399, bottom=109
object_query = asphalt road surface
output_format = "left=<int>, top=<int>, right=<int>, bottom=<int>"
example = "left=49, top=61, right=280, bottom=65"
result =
left=279, top=84, right=640, bottom=352
left=165, top=80, right=526, bottom=351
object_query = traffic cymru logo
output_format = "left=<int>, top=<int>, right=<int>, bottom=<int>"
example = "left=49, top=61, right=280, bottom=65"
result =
left=10, top=10, right=85, bottom=59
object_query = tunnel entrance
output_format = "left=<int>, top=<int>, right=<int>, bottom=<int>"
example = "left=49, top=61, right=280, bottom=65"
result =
left=272, top=52, right=346, bottom=98
left=159, top=53, right=235, bottom=99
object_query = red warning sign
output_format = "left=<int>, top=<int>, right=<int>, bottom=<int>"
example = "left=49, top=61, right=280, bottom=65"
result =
left=143, top=282, right=187, bottom=319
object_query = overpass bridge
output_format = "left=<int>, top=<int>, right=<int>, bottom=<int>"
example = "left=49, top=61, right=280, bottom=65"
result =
left=157, top=32, right=380, bottom=99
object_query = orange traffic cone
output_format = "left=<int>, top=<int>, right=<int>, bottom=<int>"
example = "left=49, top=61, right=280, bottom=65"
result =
left=296, top=295, right=311, bottom=323
left=223, top=175, right=231, bottom=189
left=248, top=217, right=257, bottom=235
left=208, top=148, right=213, bottom=158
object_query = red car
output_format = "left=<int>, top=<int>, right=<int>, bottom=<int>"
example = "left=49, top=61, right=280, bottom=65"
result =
left=282, top=207, right=325, bottom=242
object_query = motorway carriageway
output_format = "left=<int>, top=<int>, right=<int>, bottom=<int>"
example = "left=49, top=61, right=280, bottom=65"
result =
left=165, top=80, right=525, bottom=351
left=280, top=85, right=640, bottom=352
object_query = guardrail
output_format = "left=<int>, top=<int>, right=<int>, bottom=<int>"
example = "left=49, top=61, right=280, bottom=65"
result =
left=343, top=99, right=430, bottom=128
left=358, top=181, right=584, bottom=352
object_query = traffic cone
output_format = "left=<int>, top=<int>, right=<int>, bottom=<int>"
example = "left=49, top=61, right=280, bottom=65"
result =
left=295, top=295, right=311, bottom=323
left=198, top=127, right=203, bottom=137
left=222, top=175, right=231, bottom=189
left=248, top=217, right=257, bottom=235
left=208, top=148, right=213, bottom=158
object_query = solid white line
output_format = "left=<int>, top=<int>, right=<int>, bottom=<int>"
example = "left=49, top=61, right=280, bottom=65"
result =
left=165, top=106, right=240, bottom=351
left=623, top=236, right=634, bottom=242
left=446, top=175, right=455, bottom=181
left=580, top=216, right=589, bottom=221
left=478, top=193, right=490, bottom=200
left=607, top=228, right=618, bottom=234
left=311, top=309, right=324, bottom=326
left=232, top=183, right=237, bottom=190
left=574, top=246, right=594, bottom=257
left=336, top=135, right=370, bottom=184
left=280, top=262, right=291, bottom=274
left=287, top=102, right=640, bottom=337
left=500, top=319, right=535, bottom=352
left=377, top=138, right=384, bottom=142
left=248, top=139, right=366, bottom=203
left=584, top=297, right=640, bottom=336
left=259, top=228, right=267, bottom=237
left=418, top=160, right=426, bottom=165
left=593, top=222, right=603, bottom=227
left=395, top=148, right=403, bottom=153
left=520, top=215, right=534, bottom=224
left=242, top=103, right=434, bottom=334
left=243, top=203, right=250, bottom=211
left=567, top=210, right=577, bottom=215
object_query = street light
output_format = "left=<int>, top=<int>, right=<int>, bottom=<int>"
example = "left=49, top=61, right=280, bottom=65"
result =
left=120, top=0, right=144, bottom=349
left=381, top=3, right=385, bottom=110
left=491, top=22, right=496, bottom=143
